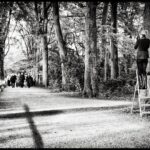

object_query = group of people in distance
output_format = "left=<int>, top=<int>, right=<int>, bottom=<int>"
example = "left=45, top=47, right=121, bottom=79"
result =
left=7, top=72, right=35, bottom=88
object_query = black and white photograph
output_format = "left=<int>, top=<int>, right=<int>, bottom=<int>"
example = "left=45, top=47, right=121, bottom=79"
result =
left=0, top=0, right=150, bottom=148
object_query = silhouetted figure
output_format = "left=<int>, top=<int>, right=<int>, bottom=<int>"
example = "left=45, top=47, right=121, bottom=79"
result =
left=10, top=75, right=17, bottom=88
left=19, top=72, right=25, bottom=88
left=16, top=73, right=21, bottom=87
left=33, top=78, right=36, bottom=86
left=26, top=74, right=33, bottom=88
left=134, top=30, right=150, bottom=89
left=7, top=79, right=10, bottom=86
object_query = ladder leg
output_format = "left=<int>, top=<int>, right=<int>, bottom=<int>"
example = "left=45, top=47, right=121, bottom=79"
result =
left=139, top=97, right=143, bottom=117
left=131, top=83, right=137, bottom=114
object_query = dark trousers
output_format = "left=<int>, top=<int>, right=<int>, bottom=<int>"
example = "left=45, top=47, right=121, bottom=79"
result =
left=137, top=59, right=148, bottom=89
left=11, top=82, right=15, bottom=88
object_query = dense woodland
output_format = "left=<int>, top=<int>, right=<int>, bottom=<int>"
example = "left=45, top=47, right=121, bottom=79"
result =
left=0, top=1, right=150, bottom=98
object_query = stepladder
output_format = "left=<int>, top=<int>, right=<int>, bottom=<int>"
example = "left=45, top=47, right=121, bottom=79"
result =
left=131, top=70, right=150, bottom=117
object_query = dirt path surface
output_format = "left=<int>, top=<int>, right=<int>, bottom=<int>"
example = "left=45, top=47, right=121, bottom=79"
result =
left=1, top=87, right=150, bottom=148
left=0, top=87, right=131, bottom=114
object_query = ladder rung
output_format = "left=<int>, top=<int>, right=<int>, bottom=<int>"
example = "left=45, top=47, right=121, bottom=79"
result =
left=141, top=112, right=150, bottom=114
left=131, top=70, right=150, bottom=116
left=140, top=104, right=150, bottom=106
left=139, top=97, right=150, bottom=99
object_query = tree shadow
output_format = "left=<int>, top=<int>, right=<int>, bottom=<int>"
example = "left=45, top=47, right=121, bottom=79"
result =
left=0, top=108, right=63, bottom=119
left=24, top=104, right=44, bottom=148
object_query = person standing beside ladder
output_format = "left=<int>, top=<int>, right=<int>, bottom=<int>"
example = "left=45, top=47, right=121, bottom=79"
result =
left=134, top=30, right=150, bottom=89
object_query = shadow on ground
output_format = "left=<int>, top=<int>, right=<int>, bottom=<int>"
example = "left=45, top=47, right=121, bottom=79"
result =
left=24, top=104, right=44, bottom=148
left=0, top=108, right=63, bottom=119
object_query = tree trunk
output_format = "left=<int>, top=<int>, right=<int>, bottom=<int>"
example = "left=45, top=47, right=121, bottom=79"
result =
left=52, top=2, right=68, bottom=90
left=0, top=47, right=4, bottom=80
left=34, top=2, right=40, bottom=86
left=0, top=23, right=4, bottom=80
left=42, top=35, right=48, bottom=87
left=144, top=2, right=150, bottom=73
left=110, top=2, right=118, bottom=79
left=83, top=2, right=98, bottom=98
left=0, top=9, right=7, bottom=80
left=104, top=49, right=109, bottom=81
left=34, top=40, right=39, bottom=86
left=42, top=2, right=48, bottom=87
left=101, top=2, right=109, bottom=81
left=144, top=2, right=150, bottom=39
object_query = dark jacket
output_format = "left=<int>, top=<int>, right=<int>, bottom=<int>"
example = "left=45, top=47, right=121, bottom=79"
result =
left=134, top=38, right=150, bottom=59
left=26, top=76, right=33, bottom=86
left=10, top=75, right=16, bottom=83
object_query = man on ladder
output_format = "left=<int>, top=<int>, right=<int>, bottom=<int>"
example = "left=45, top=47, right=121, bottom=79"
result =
left=134, top=30, right=150, bottom=90
left=132, top=30, right=150, bottom=117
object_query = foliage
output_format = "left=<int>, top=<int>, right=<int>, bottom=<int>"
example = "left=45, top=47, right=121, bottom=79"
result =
left=48, top=43, right=84, bottom=92
left=65, top=50, right=84, bottom=92
left=99, top=71, right=136, bottom=99
left=48, top=50, right=62, bottom=89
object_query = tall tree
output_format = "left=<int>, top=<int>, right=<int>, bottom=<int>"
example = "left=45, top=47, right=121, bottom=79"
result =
left=83, top=2, right=98, bottom=97
left=0, top=2, right=13, bottom=79
left=16, top=2, right=51, bottom=87
left=143, top=2, right=150, bottom=38
left=52, top=2, right=68, bottom=90
left=41, top=2, right=49, bottom=87
left=101, top=2, right=109, bottom=81
left=110, top=2, right=118, bottom=79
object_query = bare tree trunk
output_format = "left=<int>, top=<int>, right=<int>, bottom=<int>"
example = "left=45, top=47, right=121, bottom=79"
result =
left=110, top=2, right=118, bottom=79
left=0, top=8, right=7, bottom=80
left=0, top=47, right=4, bottom=80
left=101, top=2, right=109, bottom=81
left=0, top=22, right=4, bottom=80
left=52, top=2, right=68, bottom=90
left=144, top=2, right=150, bottom=74
left=83, top=2, right=98, bottom=97
left=144, top=2, right=150, bottom=39
left=42, top=2, right=48, bottom=87
left=34, top=2, right=40, bottom=86
left=42, top=35, right=48, bottom=87
left=104, top=49, right=109, bottom=81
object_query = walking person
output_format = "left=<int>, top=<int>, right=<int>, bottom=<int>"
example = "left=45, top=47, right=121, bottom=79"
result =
left=10, top=74, right=17, bottom=88
left=26, top=74, right=33, bottom=88
left=7, top=75, right=11, bottom=86
left=19, top=72, right=25, bottom=88
left=16, top=72, right=21, bottom=87
left=134, top=30, right=150, bottom=89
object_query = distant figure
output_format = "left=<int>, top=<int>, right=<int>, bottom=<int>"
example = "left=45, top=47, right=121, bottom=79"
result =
left=16, top=72, right=21, bottom=87
left=10, top=74, right=17, bottom=88
left=7, top=78, right=10, bottom=86
left=26, top=74, right=33, bottom=88
left=134, top=30, right=150, bottom=89
left=19, top=72, right=25, bottom=88
left=32, top=77, right=36, bottom=86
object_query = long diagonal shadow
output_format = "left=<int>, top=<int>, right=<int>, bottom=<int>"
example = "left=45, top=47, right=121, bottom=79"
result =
left=24, top=104, right=44, bottom=148
left=0, top=108, right=63, bottom=119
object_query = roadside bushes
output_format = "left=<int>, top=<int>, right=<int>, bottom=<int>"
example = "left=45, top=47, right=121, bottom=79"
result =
left=99, top=71, right=136, bottom=98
